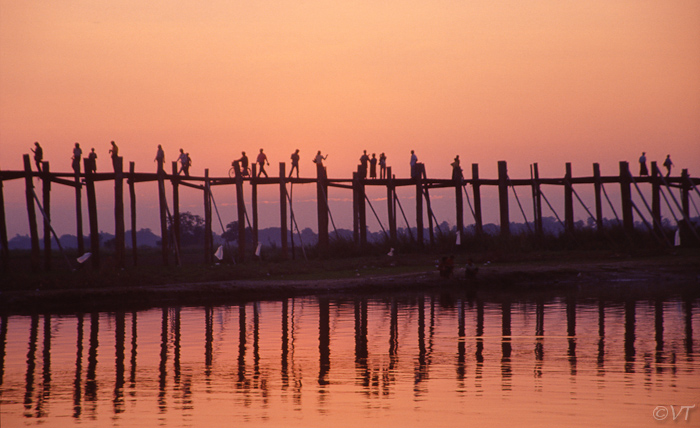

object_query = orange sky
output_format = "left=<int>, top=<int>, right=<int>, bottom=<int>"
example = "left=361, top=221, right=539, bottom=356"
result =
left=1, top=1, right=699, bottom=236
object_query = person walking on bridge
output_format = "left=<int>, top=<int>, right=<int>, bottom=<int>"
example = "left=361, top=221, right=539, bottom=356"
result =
left=72, top=143, right=82, bottom=173
left=178, top=148, right=190, bottom=176
left=109, top=141, right=119, bottom=170
left=289, top=149, right=300, bottom=178
left=31, top=142, right=43, bottom=172
left=88, top=148, right=97, bottom=173
left=638, top=152, right=648, bottom=176
left=410, top=150, right=418, bottom=179
left=379, top=152, right=387, bottom=179
left=663, top=154, right=673, bottom=177
left=257, top=148, right=269, bottom=177
left=154, top=144, right=165, bottom=172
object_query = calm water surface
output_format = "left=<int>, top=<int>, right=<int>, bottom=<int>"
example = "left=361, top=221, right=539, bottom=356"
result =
left=1, top=287, right=698, bottom=427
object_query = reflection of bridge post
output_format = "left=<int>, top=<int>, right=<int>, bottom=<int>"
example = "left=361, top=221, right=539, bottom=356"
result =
left=318, top=298, right=330, bottom=386
left=158, top=308, right=168, bottom=413
left=624, top=299, right=635, bottom=373
left=130, top=312, right=138, bottom=389
left=73, top=314, right=84, bottom=418
left=684, top=297, right=693, bottom=356
left=597, top=300, right=605, bottom=376
left=655, top=299, right=664, bottom=371
left=354, top=299, right=369, bottom=389
left=281, top=300, right=289, bottom=388
left=253, top=304, right=260, bottom=379
left=36, top=314, right=52, bottom=417
left=238, top=305, right=247, bottom=385
left=24, top=315, right=39, bottom=413
left=173, top=308, right=181, bottom=387
left=415, top=297, right=427, bottom=389
left=534, top=300, right=544, bottom=382
left=501, top=301, right=512, bottom=391
left=389, top=299, right=398, bottom=360
left=85, top=313, right=99, bottom=416
left=0, top=315, right=6, bottom=386
left=566, top=297, right=577, bottom=375
left=475, top=299, right=484, bottom=394
left=457, top=300, right=466, bottom=383
left=114, top=312, right=125, bottom=414
left=205, top=307, right=213, bottom=379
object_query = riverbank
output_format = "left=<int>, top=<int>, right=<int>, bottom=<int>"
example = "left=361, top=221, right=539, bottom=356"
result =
left=1, top=249, right=698, bottom=314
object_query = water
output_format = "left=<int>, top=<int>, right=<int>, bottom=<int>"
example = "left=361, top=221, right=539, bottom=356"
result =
left=1, top=288, right=698, bottom=427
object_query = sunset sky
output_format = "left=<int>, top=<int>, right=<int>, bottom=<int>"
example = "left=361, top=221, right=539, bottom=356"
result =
left=1, top=1, right=699, bottom=238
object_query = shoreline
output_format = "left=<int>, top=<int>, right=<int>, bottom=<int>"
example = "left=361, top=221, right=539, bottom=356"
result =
left=2, top=250, right=699, bottom=314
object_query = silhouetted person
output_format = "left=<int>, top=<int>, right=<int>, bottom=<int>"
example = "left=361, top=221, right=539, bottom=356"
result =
left=88, top=148, right=97, bottom=173
left=638, top=152, right=648, bottom=176
left=451, top=155, right=462, bottom=181
left=72, top=143, right=82, bottom=173
left=369, top=153, right=377, bottom=179
left=154, top=144, right=165, bottom=171
left=177, top=148, right=189, bottom=176
left=237, top=151, right=249, bottom=176
left=663, top=154, right=673, bottom=177
left=256, top=148, right=269, bottom=177
left=359, top=150, right=369, bottom=178
left=109, top=141, right=119, bottom=169
left=379, top=152, right=387, bottom=179
left=31, top=142, right=43, bottom=172
left=289, top=149, right=300, bottom=178
left=313, top=150, right=327, bottom=167
left=410, top=150, right=418, bottom=179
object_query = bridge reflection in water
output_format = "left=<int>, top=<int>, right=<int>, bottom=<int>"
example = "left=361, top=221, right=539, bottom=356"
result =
left=1, top=290, right=697, bottom=427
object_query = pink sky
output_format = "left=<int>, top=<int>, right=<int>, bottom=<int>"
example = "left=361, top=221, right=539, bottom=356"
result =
left=1, top=1, right=699, bottom=237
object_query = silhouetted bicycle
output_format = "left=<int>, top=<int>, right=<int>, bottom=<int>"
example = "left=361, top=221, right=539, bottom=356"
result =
left=229, top=163, right=250, bottom=178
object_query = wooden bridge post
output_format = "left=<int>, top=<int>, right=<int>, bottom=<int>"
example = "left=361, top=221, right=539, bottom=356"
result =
left=415, top=162, right=424, bottom=246
left=564, top=162, right=574, bottom=233
left=497, top=160, right=510, bottom=236
left=455, top=165, right=463, bottom=241
left=387, top=167, right=397, bottom=245
left=681, top=169, right=690, bottom=221
left=279, top=163, right=288, bottom=259
left=74, top=160, right=84, bottom=256
left=157, top=163, right=168, bottom=266
left=204, top=169, right=213, bottom=264
left=22, top=155, right=40, bottom=271
left=251, top=164, right=258, bottom=249
left=680, top=168, right=693, bottom=245
left=352, top=172, right=359, bottom=245
left=593, top=163, right=603, bottom=232
left=115, top=157, right=125, bottom=269
left=358, top=166, right=367, bottom=247
left=171, top=162, right=180, bottom=254
left=234, top=161, right=246, bottom=262
left=128, top=161, right=138, bottom=266
left=422, top=164, right=435, bottom=246
left=0, top=171, right=8, bottom=272
left=619, top=161, right=634, bottom=234
left=651, top=162, right=661, bottom=235
left=41, top=162, right=51, bottom=271
left=317, top=163, right=329, bottom=251
left=531, top=163, right=543, bottom=236
left=83, top=157, right=99, bottom=268
left=471, top=164, right=483, bottom=236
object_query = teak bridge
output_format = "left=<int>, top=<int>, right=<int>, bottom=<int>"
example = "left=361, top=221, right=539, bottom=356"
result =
left=0, top=154, right=698, bottom=272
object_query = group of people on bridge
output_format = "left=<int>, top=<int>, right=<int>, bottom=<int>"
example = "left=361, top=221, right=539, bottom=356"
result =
left=29, top=141, right=676, bottom=183
left=638, top=152, right=674, bottom=177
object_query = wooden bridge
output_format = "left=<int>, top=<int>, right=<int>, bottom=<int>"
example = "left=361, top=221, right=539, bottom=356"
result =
left=1, top=154, right=698, bottom=272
